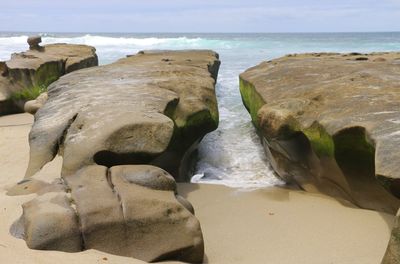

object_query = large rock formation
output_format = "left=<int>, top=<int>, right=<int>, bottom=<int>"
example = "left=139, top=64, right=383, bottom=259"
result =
left=25, top=50, right=220, bottom=182
left=239, top=52, right=400, bottom=214
left=18, top=50, right=219, bottom=262
left=0, top=36, right=98, bottom=115
left=21, top=165, right=203, bottom=263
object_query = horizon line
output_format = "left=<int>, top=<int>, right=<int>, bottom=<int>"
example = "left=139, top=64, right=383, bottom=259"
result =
left=1, top=30, right=400, bottom=35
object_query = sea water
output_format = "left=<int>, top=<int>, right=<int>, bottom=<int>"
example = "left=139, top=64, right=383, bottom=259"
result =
left=1, top=32, right=400, bottom=188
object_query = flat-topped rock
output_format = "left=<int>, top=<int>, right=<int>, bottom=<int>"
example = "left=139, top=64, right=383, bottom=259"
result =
left=240, top=52, right=400, bottom=214
left=26, top=50, right=220, bottom=181
left=0, top=38, right=98, bottom=115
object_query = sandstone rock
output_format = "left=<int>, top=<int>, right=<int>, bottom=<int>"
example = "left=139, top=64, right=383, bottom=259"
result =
left=21, top=165, right=204, bottom=263
left=24, top=92, right=48, bottom=114
left=18, top=50, right=217, bottom=262
left=22, top=192, right=82, bottom=252
left=25, top=50, right=220, bottom=181
left=0, top=61, right=7, bottom=76
left=0, top=39, right=98, bottom=115
left=240, top=52, right=400, bottom=214
left=382, top=209, right=400, bottom=264
left=27, top=36, right=43, bottom=51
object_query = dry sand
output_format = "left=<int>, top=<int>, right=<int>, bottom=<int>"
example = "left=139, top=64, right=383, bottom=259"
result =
left=0, top=113, right=394, bottom=264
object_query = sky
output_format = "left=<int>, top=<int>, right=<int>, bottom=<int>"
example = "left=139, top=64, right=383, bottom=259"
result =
left=1, top=0, right=400, bottom=33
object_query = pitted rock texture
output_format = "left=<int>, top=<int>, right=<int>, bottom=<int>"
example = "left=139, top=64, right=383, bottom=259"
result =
left=0, top=39, right=98, bottom=115
left=240, top=52, right=400, bottom=214
left=21, top=165, right=204, bottom=263
left=26, top=50, right=220, bottom=181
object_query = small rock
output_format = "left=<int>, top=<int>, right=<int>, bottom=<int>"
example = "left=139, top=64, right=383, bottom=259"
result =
left=27, top=36, right=43, bottom=51
left=24, top=92, right=48, bottom=115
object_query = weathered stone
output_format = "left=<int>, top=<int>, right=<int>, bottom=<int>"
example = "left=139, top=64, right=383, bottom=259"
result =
left=240, top=52, right=400, bottom=214
left=111, top=164, right=177, bottom=191
left=21, top=165, right=204, bottom=263
left=22, top=192, right=82, bottom=252
left=25, top=50, right=220, bottom=181
left=382, top=210, right=400, bottom=264
left=109, top=165, right=203, bottom=262
left=0, top=39, right=98, bottom=115
left=24, top=92, right=48, bottom=114
left=0, top=61, right=7, bottom=76
left=27, top=36, right=42, bottom=51
left=18, top=50, right=217, bottom=262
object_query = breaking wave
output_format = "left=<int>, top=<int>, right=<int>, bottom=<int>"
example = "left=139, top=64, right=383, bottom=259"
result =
left=2, top=32, right=400, bottom=188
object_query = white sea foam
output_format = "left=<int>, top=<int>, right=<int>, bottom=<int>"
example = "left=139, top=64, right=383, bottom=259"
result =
left=43, top=35, right=176, bottom=46
left=0, top=35, right=30, bottom=60
left=2, top=32, right=400, bottom=189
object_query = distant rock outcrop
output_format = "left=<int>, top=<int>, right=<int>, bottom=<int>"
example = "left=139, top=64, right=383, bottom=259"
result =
left=17, top=50, right=220, bottom=263
left=27, top=36, right=43, bottom=51
left=240, top=52, right=400, bottom=213
left=0, top=36, right=98, bottom=115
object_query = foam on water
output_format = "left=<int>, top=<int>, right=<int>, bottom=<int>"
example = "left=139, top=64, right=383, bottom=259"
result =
left=1, top=32, right=400, bottom=188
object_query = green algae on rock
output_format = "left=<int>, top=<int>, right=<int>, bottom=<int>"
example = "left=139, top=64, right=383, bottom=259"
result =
left=25, top=50, right=220, bottom=182
left=0, top=37, right=98, bottom=115
left=18, top=50, right=219, bottom=263
left=239, top=52, right=400, bottom=214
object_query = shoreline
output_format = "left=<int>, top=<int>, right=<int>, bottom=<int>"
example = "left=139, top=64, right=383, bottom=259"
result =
left=0, top=113, right=394, bottom=263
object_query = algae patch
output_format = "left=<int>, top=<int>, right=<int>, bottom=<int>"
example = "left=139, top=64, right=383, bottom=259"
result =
left=239, top=77, right=266, bottom=126
left=10, top=84, right=47, bottom=101
left=303, top=122, right=335, bottom=157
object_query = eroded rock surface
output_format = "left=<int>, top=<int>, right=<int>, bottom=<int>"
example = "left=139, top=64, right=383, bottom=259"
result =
left=240, top=52, right=400, bottom=214
left=17, top=50, right=219, bottom=262
left=21, top=165, right=204, bottom=263
left=26, top=50, right=220, bottom=181
left=382, top=209, right=400, bottom=264
left=0, top=37, right=98, bottom=115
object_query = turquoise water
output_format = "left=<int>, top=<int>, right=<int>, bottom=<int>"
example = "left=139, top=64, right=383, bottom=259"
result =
left=1, top=32, right=400, bottom=187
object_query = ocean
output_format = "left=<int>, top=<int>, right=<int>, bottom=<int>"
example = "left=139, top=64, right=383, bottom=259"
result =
left=2, top=32, right=400, bottom=188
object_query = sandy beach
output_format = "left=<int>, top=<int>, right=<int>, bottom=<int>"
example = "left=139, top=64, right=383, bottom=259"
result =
left=0, top=113, right=394, bottom=263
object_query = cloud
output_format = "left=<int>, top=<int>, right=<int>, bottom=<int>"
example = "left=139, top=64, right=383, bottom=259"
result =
left=0, top=0, right=399, bottom=32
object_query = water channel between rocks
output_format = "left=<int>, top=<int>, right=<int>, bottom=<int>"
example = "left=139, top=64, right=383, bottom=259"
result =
left=2, top=32, right=400, bottom=188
